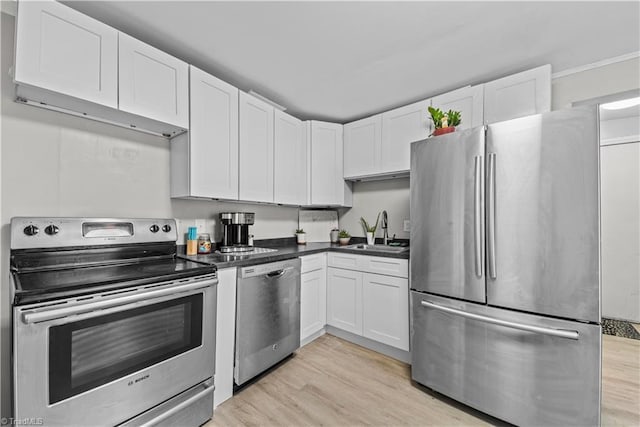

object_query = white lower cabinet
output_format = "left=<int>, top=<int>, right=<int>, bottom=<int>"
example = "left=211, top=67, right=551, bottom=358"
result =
left=300, top=254, right=327, bottom=343
left=214, top=267, right=237, bottom=409
left=362, top=273, right=409, bottom=350
left=327, top=253, right=409, bottom=351
left=327, top=267, right=363, bottom=335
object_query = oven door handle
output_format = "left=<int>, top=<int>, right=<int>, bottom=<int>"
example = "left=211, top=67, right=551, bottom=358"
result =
left=21, top=276, right=217, bottom=324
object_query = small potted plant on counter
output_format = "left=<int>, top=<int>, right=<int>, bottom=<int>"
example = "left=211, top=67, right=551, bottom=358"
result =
left=428, top=106, right=461, bottom=136
left=338, top=229, right=351, bottom=246
left=360, top=213, right=380, bottom=245
left=295, top=228, right=306, bottom=245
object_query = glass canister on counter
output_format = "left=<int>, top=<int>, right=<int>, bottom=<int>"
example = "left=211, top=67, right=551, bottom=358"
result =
left=197, top=233, right=212, bottom=254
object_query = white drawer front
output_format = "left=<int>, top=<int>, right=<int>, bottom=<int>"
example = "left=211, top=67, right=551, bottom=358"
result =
left=300, top=253, right=326, bottom=274
left=362, top=256, right=408, bottom=278
left=327, top=253, right=361, bottom=270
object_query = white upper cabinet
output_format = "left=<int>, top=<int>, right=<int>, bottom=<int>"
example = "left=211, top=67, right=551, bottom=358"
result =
left=381, top=99, right=431, bottom=173
left=171, top=66, right=238, bottom=200
left=118, top=33, right=189, bottom=129
left=343, top=114, right=382, bottom=179
left=307, top=121, right=352, bottom=206
left=239, top=92, right=275, bottom=203
left=431, top=85, right=484, bottom=130
left=483, top=64, right=551, bottom=124
left=14, top=0, right=118, bottom=108
left=274, top=110, right=306, bottom=205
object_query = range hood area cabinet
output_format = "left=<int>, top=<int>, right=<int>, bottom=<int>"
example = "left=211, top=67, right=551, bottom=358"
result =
left=342, top=65, right=550, bottom=181
left=171, top=66, right=240, bottom=200
left=306, top=121, right=353, bottom=207
left=13, top=0, right=189, bottom=137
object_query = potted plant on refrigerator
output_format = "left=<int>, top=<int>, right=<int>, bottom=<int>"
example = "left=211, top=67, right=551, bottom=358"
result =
left=338, top=229, right=351, bottom=246
left=360, top=213, right=380, bottom=245
left=428, top=106, right=461, bottom=136
left=295, top=228, right=306, bottom=245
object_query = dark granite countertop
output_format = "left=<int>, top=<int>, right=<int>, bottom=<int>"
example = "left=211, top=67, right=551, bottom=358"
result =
left=180, top=239, right=409, bottom=269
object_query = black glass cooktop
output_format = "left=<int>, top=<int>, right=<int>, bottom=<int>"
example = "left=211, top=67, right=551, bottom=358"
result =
left=11, top=244, right=216, bottom=305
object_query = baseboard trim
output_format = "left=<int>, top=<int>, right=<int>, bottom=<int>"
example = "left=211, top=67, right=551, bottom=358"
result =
left=325, top=326, right=411, bottom=364
left=301, top=328, right=326, bottom=347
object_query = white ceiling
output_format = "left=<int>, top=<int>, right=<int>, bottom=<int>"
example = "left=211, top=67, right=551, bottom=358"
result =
left=62, top=1, right=640, bottom=123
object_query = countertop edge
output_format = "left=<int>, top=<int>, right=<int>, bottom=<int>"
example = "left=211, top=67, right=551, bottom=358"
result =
left=181, top=244, right=409, bottom=269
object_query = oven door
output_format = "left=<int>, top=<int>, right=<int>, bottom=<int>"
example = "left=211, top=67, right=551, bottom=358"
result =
left=13, top=275, right=217, bottom=427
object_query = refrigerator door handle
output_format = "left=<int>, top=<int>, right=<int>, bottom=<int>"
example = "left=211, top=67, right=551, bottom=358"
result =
left=420, top=300, right=580, bottom=340
left=474, top=155, right=483, bottom=278
left=487, top=153, right=497, bottom=279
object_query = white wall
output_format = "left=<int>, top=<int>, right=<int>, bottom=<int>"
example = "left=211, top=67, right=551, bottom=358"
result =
left=339, top=178, right=410, bottom=240
left=552, top=57, right=640, bottom=110
left=0, top=13, right=299, bottom=419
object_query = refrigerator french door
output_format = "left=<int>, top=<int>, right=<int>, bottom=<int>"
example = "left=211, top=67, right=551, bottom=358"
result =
left=410, top=106, right=601, bottom=426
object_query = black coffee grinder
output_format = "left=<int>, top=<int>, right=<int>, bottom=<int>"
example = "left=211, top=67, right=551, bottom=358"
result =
left=219, top=212, right=255, bottom=253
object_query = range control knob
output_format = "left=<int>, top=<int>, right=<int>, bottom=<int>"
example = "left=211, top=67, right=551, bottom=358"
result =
left=23, top=225, right=39, bottom=236
left=44, top=225, right=60, bottom=235
left=150, top=224, right=160, bottom=233
left=162, top=224, right=172, bottom=233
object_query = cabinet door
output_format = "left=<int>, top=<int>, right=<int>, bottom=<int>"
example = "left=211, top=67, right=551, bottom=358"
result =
left=431, top=86, right=484, bottom=130
left=363, top=273, right=409, bottom=350
left=189, top=66, right=239, bottom=199
left=327, top=268, right=362, bottom=335
left=343, top=114, right=382, bottom=178
left=274, top=110, right=306, bottom=205
left=300, top=268, right=327, bottom=342
left=381, top=99, right=431, bottom=173
left=483, top=64, right=551, bottom=124
left=14, top=0, right=118, bottom=108
left=239, top=92, right=275, bottom=203
left=214, top=268, right=237, bottom=408
left=118, top=33, right=189, bottom=128
left=309, top=121, right=347, bottom=205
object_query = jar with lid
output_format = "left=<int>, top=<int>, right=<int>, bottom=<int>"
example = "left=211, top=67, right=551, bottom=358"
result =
left=197, top=233, right=212, bottom=254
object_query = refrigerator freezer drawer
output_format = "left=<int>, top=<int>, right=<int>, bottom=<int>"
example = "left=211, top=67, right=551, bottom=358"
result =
left=411, top=292, right=601, bottom=426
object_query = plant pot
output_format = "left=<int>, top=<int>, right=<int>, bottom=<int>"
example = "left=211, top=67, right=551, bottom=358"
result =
left=296, top=233, right=306, bottom=244
left=339, top=237, right=351, bottom=246
left=433, top=126, right=456, bottom=136
left=366, top=232, right=374, bottom=245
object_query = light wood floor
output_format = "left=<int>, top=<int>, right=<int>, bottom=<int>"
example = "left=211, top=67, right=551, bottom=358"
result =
left=209, top=334, right=640, bottom=426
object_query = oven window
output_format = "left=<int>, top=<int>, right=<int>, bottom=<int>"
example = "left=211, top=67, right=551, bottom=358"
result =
left=49, top=294, right=203, bottom=404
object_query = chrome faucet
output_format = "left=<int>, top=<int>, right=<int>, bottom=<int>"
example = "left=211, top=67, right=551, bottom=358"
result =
left=381, top=210, right=389, bottom=245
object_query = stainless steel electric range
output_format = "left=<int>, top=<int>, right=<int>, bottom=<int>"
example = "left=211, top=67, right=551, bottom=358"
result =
left=10, top=217, right=217, bottom=427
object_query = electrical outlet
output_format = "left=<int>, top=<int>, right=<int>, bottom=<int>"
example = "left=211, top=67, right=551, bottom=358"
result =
left=403, top=220, right=411, bottom=232
left=194, top=219, right=206, bottom=233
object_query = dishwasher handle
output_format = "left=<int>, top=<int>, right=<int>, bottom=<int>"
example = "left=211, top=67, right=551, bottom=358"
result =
left=266, top=269, right=286, bottom=278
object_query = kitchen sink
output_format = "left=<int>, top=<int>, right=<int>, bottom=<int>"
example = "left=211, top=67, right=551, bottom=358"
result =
left=341, top=243, right=409, bottom=253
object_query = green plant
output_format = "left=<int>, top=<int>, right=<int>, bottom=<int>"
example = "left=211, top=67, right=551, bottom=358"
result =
left=428, top=106, right=462, bottom=128
left=295, top=228, right=305, bottom=234
left=360, top=213, right=380, bottom=233
left=338, top=229, right=351, bottom=238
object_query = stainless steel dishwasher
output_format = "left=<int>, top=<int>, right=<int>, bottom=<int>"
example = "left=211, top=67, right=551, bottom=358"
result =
left=234, top=258, right=301, bottom=386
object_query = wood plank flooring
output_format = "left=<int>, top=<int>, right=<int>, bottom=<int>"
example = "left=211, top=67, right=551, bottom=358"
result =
left=208, top=333, right=640, bottom=426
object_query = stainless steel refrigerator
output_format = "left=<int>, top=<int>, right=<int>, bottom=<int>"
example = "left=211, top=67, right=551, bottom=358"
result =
left=410, top=106, right=601, bottom=426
